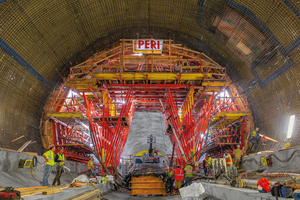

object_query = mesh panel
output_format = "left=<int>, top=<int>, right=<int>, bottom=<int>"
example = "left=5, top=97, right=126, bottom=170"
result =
left=0, top=0, right=299, bottom=152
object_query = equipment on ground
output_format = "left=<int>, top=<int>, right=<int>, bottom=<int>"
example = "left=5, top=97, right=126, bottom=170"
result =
left=18, top=156, right=37, bottom=169
left=293, top=190, right=300, bottom=200
left=144, top=135, right=159, bottom=163
left=281, top=185, right=294, bottom=198
left=0, top=187, right=20, bottom=200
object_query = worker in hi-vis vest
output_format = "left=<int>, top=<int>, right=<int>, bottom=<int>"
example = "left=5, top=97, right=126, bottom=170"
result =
left=224, top=150, right=233, bottom=167
left=87, top=156, right=95, bottom=178
left=184, top=162, right=194, bottom=186
left=172, top=165, right=184, bottom=194
left=207, top=154, right=212, bottom=175
left=42, top=145, right=56, bottom=186
left=250, top=127, right=261, bottom=150
left=233, top=145, right=243, bottom=169
left=202, top=154, right=209, bottom=176
left=52, top=147, right=65, bottom=186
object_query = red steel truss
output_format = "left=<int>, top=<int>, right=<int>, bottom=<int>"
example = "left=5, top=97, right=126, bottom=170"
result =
left=41, top=39, right=252, bottom=168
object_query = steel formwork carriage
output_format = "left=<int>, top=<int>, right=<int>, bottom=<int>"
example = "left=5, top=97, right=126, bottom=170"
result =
left=41, top=39, right=252, bottom=169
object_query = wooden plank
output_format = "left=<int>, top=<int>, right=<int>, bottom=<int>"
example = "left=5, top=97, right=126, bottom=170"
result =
left=16, top=186, right=48, bottom=191
left=11, top=135, right=25, bottom=143
left=21, top=185, right=69, bottom=197
left=42, top=189, right=63, bottom=195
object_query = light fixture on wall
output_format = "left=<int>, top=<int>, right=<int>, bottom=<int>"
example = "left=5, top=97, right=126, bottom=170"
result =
left=287, top=115, right=295, bottom=139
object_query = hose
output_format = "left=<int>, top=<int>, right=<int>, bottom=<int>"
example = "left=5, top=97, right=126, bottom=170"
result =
left=29, top=156, right=43, bottom=184
left=267, top=150, right=300, bottom=163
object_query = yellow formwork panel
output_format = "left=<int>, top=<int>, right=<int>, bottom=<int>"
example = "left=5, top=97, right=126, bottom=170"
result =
left=67, top=84, right=98, bottom=90
left=47, top=112, right=85, bottom=119
left=210, top=112, right=251, bottom=128
left=93, top=73, right=212, bottom=81
left=202, top=82, right=229, bottom=86
left=198, top=89, right=220, bottom=92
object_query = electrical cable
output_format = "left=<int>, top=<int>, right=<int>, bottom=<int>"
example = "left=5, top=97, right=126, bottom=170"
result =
left=29, top=156, right=43, bottom=184
left=267, top=150, right=300, bottom=163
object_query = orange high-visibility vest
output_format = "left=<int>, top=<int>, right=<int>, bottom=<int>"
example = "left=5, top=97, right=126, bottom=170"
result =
left=173, top=168, right=184, bottom=181
left=203, top=159, right=208, bottom=168
left=226, top=154, right=233, bottom=166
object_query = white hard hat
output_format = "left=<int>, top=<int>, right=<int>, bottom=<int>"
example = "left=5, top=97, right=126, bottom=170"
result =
left=237, top=145, right=240, bottom=148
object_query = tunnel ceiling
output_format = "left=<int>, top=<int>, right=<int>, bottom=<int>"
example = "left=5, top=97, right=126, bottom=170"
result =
left=0, top=0, right=299, bottom=154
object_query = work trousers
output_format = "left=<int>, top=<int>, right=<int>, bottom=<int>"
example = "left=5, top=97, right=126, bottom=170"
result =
left=88, top=169, right=95, bottom=178
left=204, top=168, right=208, bottom=176
left=175, top=180, right=182, bottom=189
left=52, top=166, right=64, bottom=186
left=43, top=164, right=53, bottom=186
left=235, top=157, right=241, bottom=169
left=208, top=165, right=212, bottom=175
left=185, top=177, right=193, bottom=186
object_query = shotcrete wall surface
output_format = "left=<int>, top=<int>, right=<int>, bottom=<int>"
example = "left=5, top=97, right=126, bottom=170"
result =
left=200, top=182, right=285, bottom=200
left=242, top=147, right=300, bottom=173
left=122, top=112, right=173, bottom=157
left=0, top=149, right=86, bottom=188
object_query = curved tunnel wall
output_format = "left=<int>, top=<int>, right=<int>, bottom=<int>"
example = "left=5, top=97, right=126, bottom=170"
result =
left=0, top=0, right=299, bottom=154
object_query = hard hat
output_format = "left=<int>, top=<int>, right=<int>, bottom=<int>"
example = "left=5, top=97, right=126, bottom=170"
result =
left=237, top=145, right=240, bottom=148
left=256, top=127, right=259, bottom=130
left=166, top=166, right=169, bottom=169
left=49, top=145, right=55, bottom=149
left=225, top=150, right=229, bottom=152
left=285, top=143, right=291, bottom=148
left=207, top=154, right=210, bottom=157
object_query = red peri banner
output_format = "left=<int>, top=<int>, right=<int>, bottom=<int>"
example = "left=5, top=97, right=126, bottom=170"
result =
left=133, top=39, right=163, bottom=54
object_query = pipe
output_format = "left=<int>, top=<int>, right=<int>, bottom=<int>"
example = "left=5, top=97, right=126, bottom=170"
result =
left=243, top=179, right=277, bottom=186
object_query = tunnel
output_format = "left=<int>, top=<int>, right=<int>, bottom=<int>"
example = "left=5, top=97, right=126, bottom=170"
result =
left=0, top=0, right=299, bottom=199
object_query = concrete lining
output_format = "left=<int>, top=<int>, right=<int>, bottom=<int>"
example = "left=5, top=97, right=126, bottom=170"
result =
left=242, top=147, right=300, bottom=173
left=122, top=112, right=173, bottom=157
left=0, top=150, right=87, bottom=188
left=200, top=182, right=285, bottom=200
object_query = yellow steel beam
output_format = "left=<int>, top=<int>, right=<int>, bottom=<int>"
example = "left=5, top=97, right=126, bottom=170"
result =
left=47, top=113, right=85, bottom=119
left=92, top=73, right=211, bottom=81
left=202, top=82, right=229, bottom=86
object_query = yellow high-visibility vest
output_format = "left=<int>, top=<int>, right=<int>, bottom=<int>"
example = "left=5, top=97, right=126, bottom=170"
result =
left=88, top=160, right=93, bottom=170
left=184, top=165, right=193, bottom=177
left=43, top=150, right=54, bottom=166
left=208, top=157, right=212, bottom=165
left=55, top=153, right=65, bottom=166
left=234, top=149, right=242, bottom=158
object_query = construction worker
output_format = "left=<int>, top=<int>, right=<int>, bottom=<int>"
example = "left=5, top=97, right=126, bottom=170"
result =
left=147, top=168, right=152, bottom=174
left=233, top=145, right=243, bottom=169
left=202, top=155, right=209, bottom=176
left=87, top=156, right=95, bottom=178
left=207, top=154, right=212, bottom=175
left=172, top=165, right=184, bottom=194
left=184, top=162, right=193, bottom=186
left=169, top=167, right=175, bottom=194
left=42, top=145, right=55, bottom=186
left=154, top=148, right=159, bottom=156
left=52, top=147, right=65, bottom=186
left=165, top=166, right=173, bottom=193
left=250, top=127, right=261, bottom=150
left=224, top=150, right=233, bottom=168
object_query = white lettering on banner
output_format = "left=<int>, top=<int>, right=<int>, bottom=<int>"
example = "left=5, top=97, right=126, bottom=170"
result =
left=133, top=39, right=163, bottom=54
